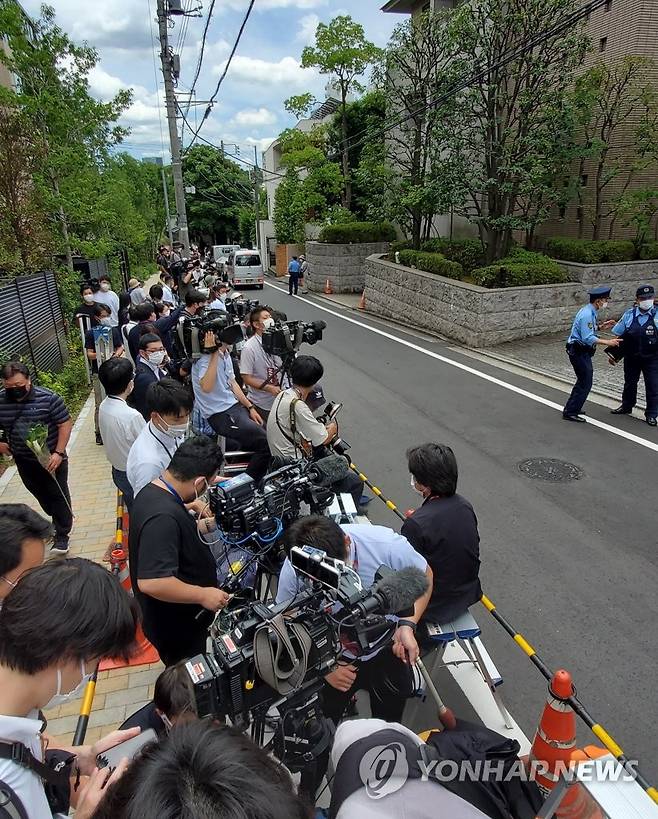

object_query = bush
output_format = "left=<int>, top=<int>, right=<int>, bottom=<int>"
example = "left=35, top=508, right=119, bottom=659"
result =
left=421, top=238, right=486, bottom=272
left=545, top=238, right=635, bottom=263
left=639, top=242, right=658, bottom=260
left=398, top=249, right=463, bottom=280
left=390, top=239, right=412, bottom=256
left=471, top=253, right=569, bottom=288
left=318, top=221, right=397, bottom=244
left=38, top=350, right=90, bottom=417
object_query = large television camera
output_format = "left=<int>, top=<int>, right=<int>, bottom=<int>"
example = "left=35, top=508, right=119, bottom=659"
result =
left=176, top=309, right=245, bottom=360
left=185, top=554, right=429, bottom=768
left=225, top=296, right=260, bottom=321
left=262, top=319, right=326, bottom=358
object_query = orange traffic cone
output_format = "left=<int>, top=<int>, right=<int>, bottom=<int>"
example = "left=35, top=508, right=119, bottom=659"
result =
left=358, top=290, right=366, bottom=310
left=529, top=670, right=601, bottom=818
left=99, top=547, right=160, bottom=670
left=324, top=278, right=333, bottom=294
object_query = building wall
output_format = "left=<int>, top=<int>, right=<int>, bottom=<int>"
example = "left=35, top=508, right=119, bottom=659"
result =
left=539, top=0, right=658, bottom=242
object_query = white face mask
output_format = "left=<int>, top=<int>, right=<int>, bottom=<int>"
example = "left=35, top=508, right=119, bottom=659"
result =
left=639, top=299, right=654, bottom=311
left=410, top=475, right=423, bottom=495
left=161, top=417, right=189, bottom=438
left=147, top=350, right=166, bottom=367
left=100, top=317, right=113, bottom=327
left=45, top=661, right=92, bottom=710
left=100, top=282, right=111, bottom=292
left=83, top=294, right=94, bottom=304
left=601, top=301, right=609, bottom=310
left=262, top=317, right=275, bottom=330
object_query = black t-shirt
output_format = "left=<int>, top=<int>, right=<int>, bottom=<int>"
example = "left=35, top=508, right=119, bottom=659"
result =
left=401, top=494, right=482, bottom=623
left=129, top=483, right=217, bottom=663
left=84, top=327, right=123, bottom=374
left=120, top=702, right=166, bottom=737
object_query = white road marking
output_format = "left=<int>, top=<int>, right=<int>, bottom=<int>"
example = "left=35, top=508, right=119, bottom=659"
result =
left=265, top=282, right=658, bottom=454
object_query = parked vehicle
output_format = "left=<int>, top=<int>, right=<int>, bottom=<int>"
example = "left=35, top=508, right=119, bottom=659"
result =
left=212, top=244, right=240, bottom=272
left=226, top=249, right=264, bottom=289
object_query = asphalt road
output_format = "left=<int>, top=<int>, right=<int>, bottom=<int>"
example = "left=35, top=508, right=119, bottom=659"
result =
left=260, top=280, right=658, bottom=781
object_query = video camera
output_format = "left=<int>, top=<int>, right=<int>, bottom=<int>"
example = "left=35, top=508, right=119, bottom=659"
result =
left=262, top=319, right=326, bottom=358
left=176, top=309, right=245, bottom=360
left=185, top=553, right=429, bottom=767
left=225, top=296, right=260, bottom=321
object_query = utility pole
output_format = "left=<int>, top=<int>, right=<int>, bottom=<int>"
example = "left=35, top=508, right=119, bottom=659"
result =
left=156, top=0, right=190, bottom=253
left=161, top=167, right=174, bottom=247
left=253, top=145, right=261, bottom=255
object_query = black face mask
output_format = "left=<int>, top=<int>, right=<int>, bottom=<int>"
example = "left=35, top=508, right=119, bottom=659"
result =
left=5, top=386, right=28, bottom=402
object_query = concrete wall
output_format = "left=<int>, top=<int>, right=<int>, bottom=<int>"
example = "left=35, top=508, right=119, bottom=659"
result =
left=306, top=242, right=391, bottom=294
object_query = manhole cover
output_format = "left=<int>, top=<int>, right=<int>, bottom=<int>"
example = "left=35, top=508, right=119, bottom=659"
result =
left=518, top=458, right=584, bottom=482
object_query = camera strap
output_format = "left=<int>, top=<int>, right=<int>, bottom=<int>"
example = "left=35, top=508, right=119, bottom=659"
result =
left=253, top=615, right=312, bottom=695
left=273, top=393, right=304, bottom=458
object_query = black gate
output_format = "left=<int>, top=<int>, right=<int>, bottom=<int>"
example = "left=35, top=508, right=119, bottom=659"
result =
left=0, top=271, right=68, bottom=375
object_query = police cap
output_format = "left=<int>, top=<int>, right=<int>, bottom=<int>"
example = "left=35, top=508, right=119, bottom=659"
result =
left=636, top=284, right=655, bottom=299
left=588, top=285, right=612, bottom=299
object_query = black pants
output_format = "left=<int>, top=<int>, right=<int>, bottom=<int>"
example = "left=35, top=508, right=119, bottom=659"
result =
left=333, top=471, right=364, bottom=509
left=289, top=274, right=299, bottom=295
left=112, top=467, right=134, bottom=512
left=622, top=355, right=658, bottom=417
left=15, top=456, right=73, bottom=541
left=564, top=348, right=594, bottom=415
left=208, top=404, right=270, bottom=481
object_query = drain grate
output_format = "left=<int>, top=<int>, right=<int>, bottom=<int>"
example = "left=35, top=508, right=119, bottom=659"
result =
left=518, top=458, right=584, bottom=482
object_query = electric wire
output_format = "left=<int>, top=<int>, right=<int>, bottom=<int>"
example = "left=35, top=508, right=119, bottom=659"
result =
left=183, top=0, right=217, bottom=118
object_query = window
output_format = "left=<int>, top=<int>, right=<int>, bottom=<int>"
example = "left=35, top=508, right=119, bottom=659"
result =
left=235, top=254, right=261, bottom=267
left=599, top=37, right=607, bottom=52
left=580, top=174, right=589, bottom=187
left=605, top=0, right=612, bottom=10
left=577, top=207, right=584, bottom=222
left=559, top=205, right=566, bottom=219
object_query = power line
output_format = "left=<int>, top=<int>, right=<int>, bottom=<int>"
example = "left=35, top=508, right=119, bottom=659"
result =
left=147, top=0, right=167, bottom=159
left=184, top=0, right=256, bottom=152
left=183, top=0, right=217, bottom=118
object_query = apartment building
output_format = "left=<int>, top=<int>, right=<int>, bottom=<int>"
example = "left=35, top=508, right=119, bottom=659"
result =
left=0, top=1, right=35, bottom=91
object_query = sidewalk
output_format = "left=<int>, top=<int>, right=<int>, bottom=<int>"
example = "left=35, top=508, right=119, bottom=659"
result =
left=0, top=394, right=163, bottom=746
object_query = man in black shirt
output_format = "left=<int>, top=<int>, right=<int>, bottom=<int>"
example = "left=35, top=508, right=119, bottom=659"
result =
left=130, top=436, right=230, bottom=665
left=401, top=443, right=482, bottom=638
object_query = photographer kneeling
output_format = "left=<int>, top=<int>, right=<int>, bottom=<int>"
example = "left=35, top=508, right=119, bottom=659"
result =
left=0, top=558, right=140, bottom=818
left=266, top=355, right=363, bottom=508
left=130, top=436, right=230, bottom=666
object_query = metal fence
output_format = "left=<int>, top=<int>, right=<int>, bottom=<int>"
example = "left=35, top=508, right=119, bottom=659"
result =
left=0, top=271, right=68, bottom=375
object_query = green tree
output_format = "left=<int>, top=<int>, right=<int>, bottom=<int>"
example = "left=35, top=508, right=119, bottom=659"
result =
left=443, top=0, right=590, bottom=261
left=573, top=57, right=658, bottom=240
left=182, top=145, right=254, bottom=243
left=0, top=2, right=131, bottom=271
left=299, top=15, right=381, bottom=211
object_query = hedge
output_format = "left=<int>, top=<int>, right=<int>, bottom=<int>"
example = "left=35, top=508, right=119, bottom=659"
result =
left=398, top=249, right=463, bottom=280
left=471, top=253, right=569, bottom=288
left=545, top=238, right=635, bottom=263
left=421, top=238, right=486, bottom=272
left=318, top=221, right=397, bottom=244
left=390, top=239, right=412, bottom=256
left=639, top=242, right=658, bottom=260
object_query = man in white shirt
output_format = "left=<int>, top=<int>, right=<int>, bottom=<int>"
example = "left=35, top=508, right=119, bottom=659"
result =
left=98, top=357, right=146, bottom=510
left=128, top=277, right=146, bottom=306
left=126, top=378, right=193, bottom=497
left=192, top=331, right=270, bottom=480
left=240, top=306, right=290, bottom=422
left=0, top=558, right=140, bottom=818
left=92, top=274, right=120, bottom=326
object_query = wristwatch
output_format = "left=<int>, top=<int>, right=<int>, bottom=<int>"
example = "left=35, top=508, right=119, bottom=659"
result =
left=247, top=405, right=256, bottom=412
left=54, top=450, right=66, bottom=458
left=397, top=619, right=417, bottom=632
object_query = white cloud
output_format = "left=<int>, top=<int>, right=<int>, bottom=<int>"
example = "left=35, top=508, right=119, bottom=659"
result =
left=246, top=135, right=280, bottom=154
left=222, top=0, right=327, bottom=10
left=212, top=55, right=317, bottom=89
left=296, top=13, right=320, bottom=45
left=232, top=107, right=277, bottom=127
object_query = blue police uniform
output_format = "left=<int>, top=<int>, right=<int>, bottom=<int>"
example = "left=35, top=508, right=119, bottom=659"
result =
left=563, top=286, right=611, bottom=419
left=610, top=284, right=658, bottom=425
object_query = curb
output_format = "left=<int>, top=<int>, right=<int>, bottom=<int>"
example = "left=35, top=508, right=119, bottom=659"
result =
left=0, top=392, right=94, bottom=499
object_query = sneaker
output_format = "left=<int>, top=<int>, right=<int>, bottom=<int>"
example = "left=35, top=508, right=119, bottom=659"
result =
left=50, top=540, right=70, bottom=555
left=95, top=432, right=103, bottom=445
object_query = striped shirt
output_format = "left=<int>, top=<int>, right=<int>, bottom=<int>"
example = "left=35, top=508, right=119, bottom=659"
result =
left=0, top=386, right=70, bottom=458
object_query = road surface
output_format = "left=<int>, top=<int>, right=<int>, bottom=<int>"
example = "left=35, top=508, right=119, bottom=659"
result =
left=259, top=280, right=658, bottom=780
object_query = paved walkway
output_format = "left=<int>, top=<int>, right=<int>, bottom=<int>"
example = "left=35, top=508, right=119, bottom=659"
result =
left=0, top=395, right=163, bottom=746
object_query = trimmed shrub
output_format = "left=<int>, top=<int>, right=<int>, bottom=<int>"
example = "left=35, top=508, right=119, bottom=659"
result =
left=471, top=254, right=569, bottom=288
left=390, top=239, right=412, bottom=256
left=318, top=221, right=397, bottom=244
left=639, top=242, right=658, bottom=260
left=421, top=238, right=485, bottom=272
left=398, top=249, right=463, bottom=279
left=545, top=238, right=635, bottom=263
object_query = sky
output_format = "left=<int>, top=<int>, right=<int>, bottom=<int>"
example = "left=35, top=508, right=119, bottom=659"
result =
left=21, top=0, right=400, bottom=163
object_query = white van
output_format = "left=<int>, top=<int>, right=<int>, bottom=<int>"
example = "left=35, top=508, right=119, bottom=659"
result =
left=226, top=249, right=264, bottom=289
left=212, top=244, right=240, bottom=271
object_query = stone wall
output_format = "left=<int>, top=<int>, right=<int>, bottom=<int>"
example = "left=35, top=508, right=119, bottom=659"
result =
left=365, top=255, right=587, bottom=347
left=306, top=241, right=391, bottom=294
left=555, top=259, right=658, bottom=312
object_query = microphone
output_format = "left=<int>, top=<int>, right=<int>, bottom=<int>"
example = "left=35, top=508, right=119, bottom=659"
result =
left=307, top=454, right=350, bottom=487
left=352, top=566, right=430, bottom=618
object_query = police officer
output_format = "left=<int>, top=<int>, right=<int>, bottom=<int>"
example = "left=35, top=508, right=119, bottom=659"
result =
left=563, top=285, right=621, bottom=422
left=609, top=284, right=658, bottom=427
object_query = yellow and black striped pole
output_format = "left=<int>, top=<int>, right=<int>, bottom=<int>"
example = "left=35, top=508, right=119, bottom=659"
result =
left=349, top=461, right=407, bottom=522
left=480, top=594, right=658, bottom=806
left=72, top=666, right=98, bottom=746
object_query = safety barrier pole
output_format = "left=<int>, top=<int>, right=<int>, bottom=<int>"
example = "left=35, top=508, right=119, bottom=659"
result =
left=480, top=594, right=658, bottom=806
left=349, top=461, right=406, bottom=522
